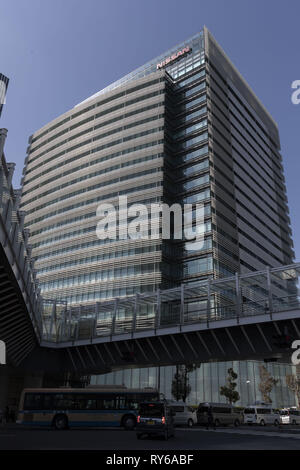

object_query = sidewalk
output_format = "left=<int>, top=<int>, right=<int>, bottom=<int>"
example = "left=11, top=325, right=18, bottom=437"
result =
left=193, top=425, right=300, bottom=439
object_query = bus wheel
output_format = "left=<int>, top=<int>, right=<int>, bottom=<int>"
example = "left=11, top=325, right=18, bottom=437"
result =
left=122, top=415, right=136, bottom=430
left=260, top=419, right=265, bottom=426
left=53, top=414, right=68, bottom=430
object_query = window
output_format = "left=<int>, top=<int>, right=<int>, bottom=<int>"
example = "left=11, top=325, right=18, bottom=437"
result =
left=176, top=69, right=205, bottom=88
left=43, top=395, right=54, bottom=410
left=180, top=159, right=209, bottom=177
left=102, top=398, right=115, bottom=410
left=53, top=394, right=74, bottom=410
left=177, top=106, right=207, bottom=126
left=24, top=393, right=44, bottom=410
left=244, top=408, right=255, bottom=414
left=171, top=406, right=184, bottom=412
left=72, top=395, right=98, bottom=410
left=179, top=132, right=208, bottom=150
left=184, top=256, right=213, bottom=276
left=139, top=403, right=164, bottom=417
left=183, top=188, right=210, bottom=204
left=198, top=406, right=209, bottom=414
left=180, top=144, right=208, bottom=163
left=184, top=94, right=206, bottom=111
left=257, top=408, right=271, bottom=414
left=182, top=173, right=209, bottom=191
left=117, top=396, right=127, bottom=410
left=174, top=119, right=207, bottom=140
left=185, top=81, right=206, bottom=97
left=213, top=407, right=230, bottom=414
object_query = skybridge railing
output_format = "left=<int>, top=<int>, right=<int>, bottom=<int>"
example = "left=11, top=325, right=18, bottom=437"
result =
left=41, top=263, right=300, bottom=344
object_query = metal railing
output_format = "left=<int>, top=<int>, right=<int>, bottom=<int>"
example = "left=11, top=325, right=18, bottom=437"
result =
left=41, top=263, right=300, bottom=344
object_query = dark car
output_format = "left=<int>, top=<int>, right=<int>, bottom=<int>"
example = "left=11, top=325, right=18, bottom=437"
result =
left=136, top=401, right=175, bottom=440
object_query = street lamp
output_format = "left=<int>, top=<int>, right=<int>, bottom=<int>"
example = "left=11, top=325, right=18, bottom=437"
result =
left=246, top=380, right=251, bottom=404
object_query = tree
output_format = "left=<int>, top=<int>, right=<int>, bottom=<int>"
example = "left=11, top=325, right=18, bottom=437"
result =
left=220, top=368, right=240, bottom=404
left=171, top=363, right=200, bottom=402
left=286, top=374, right=300, bottom=407
left=258, top=365, right=278, bottom=403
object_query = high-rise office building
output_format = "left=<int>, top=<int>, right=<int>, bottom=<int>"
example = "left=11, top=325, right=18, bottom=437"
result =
left=20, top=27, right=294, bottom=309
left=0, top=73, right=9, bottom=118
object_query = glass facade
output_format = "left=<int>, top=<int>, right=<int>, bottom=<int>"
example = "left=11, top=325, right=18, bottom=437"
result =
left=90, top=361, right=297, bottom=409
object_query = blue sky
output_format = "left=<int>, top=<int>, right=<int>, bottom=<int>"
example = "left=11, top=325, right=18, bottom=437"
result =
left=0, top=0, right=299, bottom=258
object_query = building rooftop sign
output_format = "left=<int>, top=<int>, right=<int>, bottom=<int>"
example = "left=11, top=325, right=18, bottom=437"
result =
left=156, top=46, right=192, bottom=70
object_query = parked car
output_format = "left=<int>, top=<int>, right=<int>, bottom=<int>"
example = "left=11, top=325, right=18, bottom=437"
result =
left=169, top=402, right=197, bottom=427
left=279, top=409, right=290, bottom=424
left=243, top=405, right=280, bottom=426
left=197, top=402, right=242, bottom=427
left=280, top=408, right=300, bottom=425
left=136, top=401, right=175, bottom=440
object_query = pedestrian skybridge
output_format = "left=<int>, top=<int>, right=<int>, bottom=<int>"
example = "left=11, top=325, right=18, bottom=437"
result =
left=41, top=264, right=300, bottom=345
left=34, top=263, right=300, bottom=373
